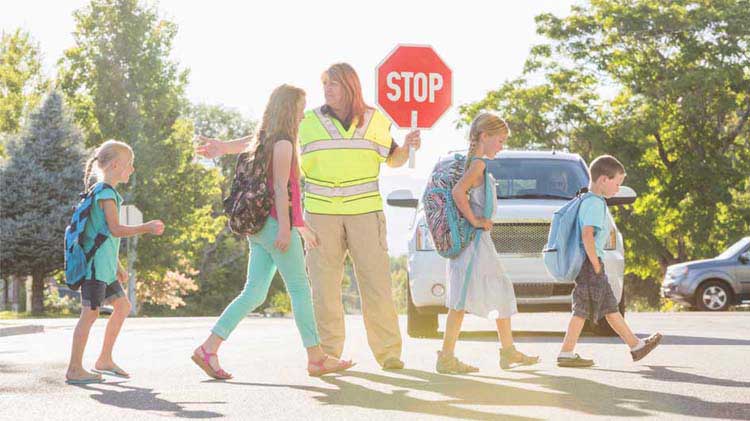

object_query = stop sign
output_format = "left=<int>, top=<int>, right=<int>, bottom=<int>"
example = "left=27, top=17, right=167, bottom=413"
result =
left=376, top=45, right=452, bottom=129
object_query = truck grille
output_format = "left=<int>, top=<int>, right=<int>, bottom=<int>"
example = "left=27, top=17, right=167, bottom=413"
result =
left=491, top=222, right=550, bottom=254
left=513, top=283, right=574, bottom=298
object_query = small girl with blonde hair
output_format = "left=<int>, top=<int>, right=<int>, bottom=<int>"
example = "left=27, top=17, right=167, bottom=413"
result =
left=437, top=113, right=539, bottom=373
left=66, top=140, right=165, bottom=384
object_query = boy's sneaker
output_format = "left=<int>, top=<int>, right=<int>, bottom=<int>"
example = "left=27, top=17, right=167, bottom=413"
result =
left=557, top=353, right=595, bottom=368
left=631, top=332, right=663, bottom=362
left=436, top=351, right=479, bottom=374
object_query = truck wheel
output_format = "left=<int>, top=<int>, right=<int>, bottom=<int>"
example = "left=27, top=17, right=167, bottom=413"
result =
left=407, top=283, right=438, bottom=338
left=695, top=280, right=732, bottom=311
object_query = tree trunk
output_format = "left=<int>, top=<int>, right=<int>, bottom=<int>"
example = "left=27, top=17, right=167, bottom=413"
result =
left=10, top=276, right=21, bottom=312
left=31, top=273, right=45, bottom=315
left=1, top=278, right=7, bottom=311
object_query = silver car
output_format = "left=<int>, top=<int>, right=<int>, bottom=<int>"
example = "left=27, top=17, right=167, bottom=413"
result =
left=662, top=236, right=750, bottom=311
left=387, top=150, right=637, bottom=337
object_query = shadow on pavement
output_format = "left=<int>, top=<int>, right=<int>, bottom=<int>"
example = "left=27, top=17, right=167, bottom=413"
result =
left=439, top=331, right=750, bottom=346
left=594, top=365, right=750, bottom=389
left=218, top=368, right=750, bottom=420
left=75, top=381, right=226, bottom=418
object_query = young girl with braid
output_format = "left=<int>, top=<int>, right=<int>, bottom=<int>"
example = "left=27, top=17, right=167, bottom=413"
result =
left=436, top=114, right=539, bottom=374
left=66, top=140, right=165, bottom=384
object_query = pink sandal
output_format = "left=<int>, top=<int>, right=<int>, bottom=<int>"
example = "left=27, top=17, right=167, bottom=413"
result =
left=308, top=356, right=355, bottom=377
left=191, top=346, right=233, bottom=380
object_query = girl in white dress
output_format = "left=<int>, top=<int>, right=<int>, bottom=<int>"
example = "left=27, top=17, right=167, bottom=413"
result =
left=437, top=113, right=539, bottom=374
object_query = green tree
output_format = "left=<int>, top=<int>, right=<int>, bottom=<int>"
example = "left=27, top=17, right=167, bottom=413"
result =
left=0, top=91, right=86, bottom=314
left=181, top=104, right=258, bottom=314
left=461, top=0, right=750, bottom=288
left=58, top=0, right=223, bottom=310
left=0, top=29, right=49, bottom=157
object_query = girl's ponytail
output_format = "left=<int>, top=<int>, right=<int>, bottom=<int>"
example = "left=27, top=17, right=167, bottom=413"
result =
left=83, top=155, right=98, bottom=191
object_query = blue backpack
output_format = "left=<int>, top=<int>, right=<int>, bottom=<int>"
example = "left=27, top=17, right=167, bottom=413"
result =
left=422, top=154, right=493, bottom=258
left=542, top=188, right=594, bottom=282
left=64, top=183, right=113, bottom=290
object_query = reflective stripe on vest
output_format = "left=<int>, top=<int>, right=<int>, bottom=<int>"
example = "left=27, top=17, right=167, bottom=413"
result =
left=299, top=107, right=391, bottom=215
left=301, top=139, right=390, bottom=158
left=313, top=107, right=373, bottom=139
left=305, top=180, right=380, bottom=197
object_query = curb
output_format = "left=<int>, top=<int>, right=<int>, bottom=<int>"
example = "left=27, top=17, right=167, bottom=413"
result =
left=0, top=324, right=45, bottom=337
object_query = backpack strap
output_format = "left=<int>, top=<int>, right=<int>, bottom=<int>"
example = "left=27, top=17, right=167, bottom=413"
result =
left=81, top=183, right=116, bottom=265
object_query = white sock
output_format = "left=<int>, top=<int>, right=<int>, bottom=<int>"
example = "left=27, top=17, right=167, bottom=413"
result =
left=630, top=339, right=646, bottom=351
left=558, top=351, right=576, bottom=359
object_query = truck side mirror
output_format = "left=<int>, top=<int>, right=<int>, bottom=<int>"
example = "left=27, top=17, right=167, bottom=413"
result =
left=740, top=251, right=750, bottom=264
left=606, top=186, right=637, bottom=206
left=387, top=189, right=418, bottom=208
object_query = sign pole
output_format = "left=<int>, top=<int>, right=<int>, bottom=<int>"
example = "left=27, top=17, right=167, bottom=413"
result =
left=409, top=110, right=417, bottom=168
left=127, top=236, right=138, bottom=316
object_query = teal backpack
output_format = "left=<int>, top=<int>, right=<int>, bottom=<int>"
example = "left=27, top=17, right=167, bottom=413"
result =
left=63, top=183, right=113, bottom=290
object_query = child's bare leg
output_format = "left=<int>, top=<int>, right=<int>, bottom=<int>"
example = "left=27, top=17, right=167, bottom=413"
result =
left=441, top=309, right=465, bottom=356
left=67, top=307, right=100, bottom=379
left=560, top=315, right=586, bottom=353
left=495, top=318, right=513, bottom=349
left=95, top=297, right=131, bottom=374
left=604, top=312, right=640, bottom=348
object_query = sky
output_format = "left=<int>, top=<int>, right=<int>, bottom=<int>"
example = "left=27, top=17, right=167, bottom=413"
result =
left=2, top=0, right=576, bottom=254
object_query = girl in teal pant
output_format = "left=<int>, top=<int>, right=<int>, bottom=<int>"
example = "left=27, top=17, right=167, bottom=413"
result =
left=191, top=84, right=354, bottom=379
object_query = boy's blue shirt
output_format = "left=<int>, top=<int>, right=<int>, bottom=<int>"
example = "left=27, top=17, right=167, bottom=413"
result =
left=577, top=193, right=611, bottom=260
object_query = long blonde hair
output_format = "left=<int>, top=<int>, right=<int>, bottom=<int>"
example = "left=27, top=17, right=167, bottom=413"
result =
left=83, top=139, right=133, bottom=190
left=322, top=63, right=371, bottom=128
left=256, top=84, right=305, bottom=166
left=466, top=113, right=510, bottom=169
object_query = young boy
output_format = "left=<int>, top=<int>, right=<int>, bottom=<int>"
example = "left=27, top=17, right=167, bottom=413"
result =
left=557, top=155, right=662, bottom=367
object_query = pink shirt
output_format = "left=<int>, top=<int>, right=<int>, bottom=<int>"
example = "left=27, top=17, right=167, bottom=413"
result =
left=268, top=156, right=304, bottom=227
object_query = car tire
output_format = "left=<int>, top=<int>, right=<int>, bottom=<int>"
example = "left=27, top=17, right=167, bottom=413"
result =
left=695, top=280, right=733, bottom=312
left=407, top=282, right=439, bottom=338
left=584, top=292, right=626, bottom=337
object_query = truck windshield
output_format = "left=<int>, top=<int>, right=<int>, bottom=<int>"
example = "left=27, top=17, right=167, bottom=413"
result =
left=486, top=158, right=589, bottom=200
left=716, top=237, right=750, bottom=260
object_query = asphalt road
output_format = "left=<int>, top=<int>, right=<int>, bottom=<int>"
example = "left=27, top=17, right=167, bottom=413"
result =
left=1, top=312, right=749, bottom=420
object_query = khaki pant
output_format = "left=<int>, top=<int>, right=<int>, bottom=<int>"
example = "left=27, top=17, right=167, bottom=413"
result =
left=305, top=211, right=402, bottom=365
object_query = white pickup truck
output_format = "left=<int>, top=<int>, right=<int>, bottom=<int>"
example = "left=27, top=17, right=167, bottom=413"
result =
left=387, top=150, right=637, bottom=337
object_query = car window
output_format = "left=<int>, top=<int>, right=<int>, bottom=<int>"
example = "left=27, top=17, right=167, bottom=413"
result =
left=486, top=158, right=589, bottom=199
left=716, top=237, right=750, bottom=260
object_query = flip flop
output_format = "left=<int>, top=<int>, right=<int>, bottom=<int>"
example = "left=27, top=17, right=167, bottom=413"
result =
left=93, top=366, right=130, bottom=378
left=308, top=356, right=356, bottom=377
left=65, top=374, right=105, bottom=385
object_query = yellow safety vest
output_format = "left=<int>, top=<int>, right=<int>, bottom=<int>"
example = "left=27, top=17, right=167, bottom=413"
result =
left=299, top=107, right=393, bottom=215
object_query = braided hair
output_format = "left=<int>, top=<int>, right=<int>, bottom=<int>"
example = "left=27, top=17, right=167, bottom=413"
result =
left=465, top=113, right=509, bottom=170
left=83, top=140, right=133, bottom=191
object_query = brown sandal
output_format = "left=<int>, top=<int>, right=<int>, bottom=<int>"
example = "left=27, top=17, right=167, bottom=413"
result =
left=191, top=346, right=233, bottom=380
left=308, top=356, right=355, bottom=377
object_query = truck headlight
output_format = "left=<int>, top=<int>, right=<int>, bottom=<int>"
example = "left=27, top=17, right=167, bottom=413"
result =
left=666, top=266, right=689, bottom=279
left=416, top=223, right=435, bottom=251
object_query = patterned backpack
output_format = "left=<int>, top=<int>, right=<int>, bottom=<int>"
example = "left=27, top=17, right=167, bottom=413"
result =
left=422, top=154, right=493, bottom=258
left=223, top=132, right=291, bottom=236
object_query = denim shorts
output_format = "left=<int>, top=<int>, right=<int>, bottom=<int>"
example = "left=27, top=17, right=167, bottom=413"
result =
left=572, top=258, right=620, bottom=323
left=80, top=279, right=126, bottom=310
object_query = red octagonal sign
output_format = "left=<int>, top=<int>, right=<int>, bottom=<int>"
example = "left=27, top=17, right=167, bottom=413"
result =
left=376, top=45, right=452, bottom=129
